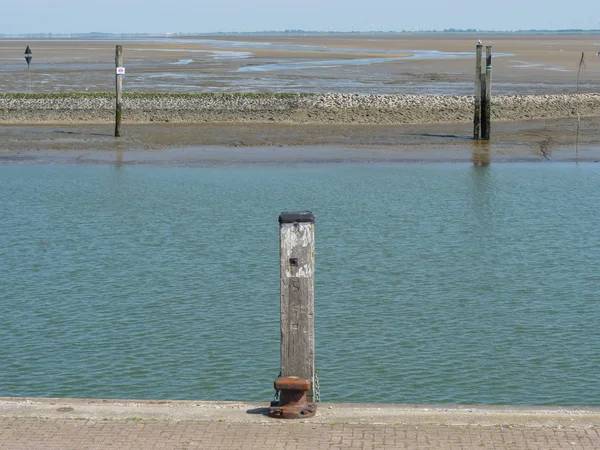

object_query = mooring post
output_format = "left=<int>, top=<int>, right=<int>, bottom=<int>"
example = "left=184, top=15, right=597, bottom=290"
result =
left=269, top=211, right=316, bottom=419
left=474, top=44, right=482, bottom=140
left=482, top=45, right=493, bottom=140
left=115, top=45, right=123, bottom=137
left=480, top=70, right=487, bottom=140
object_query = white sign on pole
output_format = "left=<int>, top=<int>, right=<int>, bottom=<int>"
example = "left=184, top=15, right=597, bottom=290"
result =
left=116, top=67, right=125, bottom=75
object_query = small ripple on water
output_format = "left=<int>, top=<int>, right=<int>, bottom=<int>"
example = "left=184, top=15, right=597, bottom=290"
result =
left=2, top=164, right=600, bottom=404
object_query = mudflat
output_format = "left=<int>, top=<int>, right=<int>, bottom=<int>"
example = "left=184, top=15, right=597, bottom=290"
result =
left=1, top=33, right=599, bottom=162
left=1, top=118, right=598, bottom=163
left=1, top=33, right=599, bottom=94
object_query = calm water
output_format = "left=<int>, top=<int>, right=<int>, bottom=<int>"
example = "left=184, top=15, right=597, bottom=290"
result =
left=2, top=162, right=600, bottom=405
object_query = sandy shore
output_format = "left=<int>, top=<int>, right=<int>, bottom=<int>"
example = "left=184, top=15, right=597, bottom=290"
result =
left=1, top=117, right=599, bottom=163
left=2, top=33, right=599, bottom=95
left=1, top=34, right=599, bottom=163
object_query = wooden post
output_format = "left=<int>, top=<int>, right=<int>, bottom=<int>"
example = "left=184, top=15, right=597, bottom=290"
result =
left=474, top=44, right=482, bottom=140
left=278, top=211, right=315, bottom=402
left=482, top=45, right=492, bottom=140
left=115, top=45, right=123, bottom=137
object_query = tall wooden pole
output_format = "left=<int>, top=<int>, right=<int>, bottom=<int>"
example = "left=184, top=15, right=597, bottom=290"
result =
left=278, top=211, right=315, bottom=402
left=115, top=45, right=123, bottom=138
left=474, top=44, right=482, bottom=140
left=482, top=45, right=492, bottom=141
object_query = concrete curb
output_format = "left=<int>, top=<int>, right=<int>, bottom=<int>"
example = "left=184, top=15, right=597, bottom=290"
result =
left=2, top=398, right=599, bottom=427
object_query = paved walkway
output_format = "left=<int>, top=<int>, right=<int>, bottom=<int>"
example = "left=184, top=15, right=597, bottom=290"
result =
left=1, top=398, right=599, bottom=449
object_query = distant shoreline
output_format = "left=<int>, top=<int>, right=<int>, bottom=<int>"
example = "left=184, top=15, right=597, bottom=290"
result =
left=3, top=30, right=600, bottom=38
left=1, top=92, right=599, bottom=125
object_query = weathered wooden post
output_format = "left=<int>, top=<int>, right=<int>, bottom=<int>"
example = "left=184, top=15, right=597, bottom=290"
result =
left=269, top=211, right=316, bottom=419
left=482, top=45, right=492, bottom=141
left=474, top=43, right=482, bottom=139
left=115, top=45, right=123, bottom=137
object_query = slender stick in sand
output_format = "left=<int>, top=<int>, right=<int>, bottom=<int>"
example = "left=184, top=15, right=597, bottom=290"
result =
left=575, top=52, right=585, bottom=164
left=115, top=45, right=123, bottom=138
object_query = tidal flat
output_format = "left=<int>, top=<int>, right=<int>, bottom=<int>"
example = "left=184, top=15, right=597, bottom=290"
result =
left=1, top=32, right=599, bottom=94
left=1, top=32, right=599, bottom=162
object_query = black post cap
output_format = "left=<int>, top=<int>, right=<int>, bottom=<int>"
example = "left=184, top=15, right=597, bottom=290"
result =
left=279, top=211, right=314, bottom=224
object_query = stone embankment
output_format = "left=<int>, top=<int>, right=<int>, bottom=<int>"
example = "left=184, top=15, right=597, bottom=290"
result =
left=1, top=93, right=599, bottom=125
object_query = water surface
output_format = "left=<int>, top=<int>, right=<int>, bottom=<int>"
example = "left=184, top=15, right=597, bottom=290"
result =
left=1, top=162, right=599, bottom=405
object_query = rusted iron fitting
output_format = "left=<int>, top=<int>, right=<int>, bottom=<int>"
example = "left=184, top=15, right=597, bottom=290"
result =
left=268, top=376, right=316, bottom=419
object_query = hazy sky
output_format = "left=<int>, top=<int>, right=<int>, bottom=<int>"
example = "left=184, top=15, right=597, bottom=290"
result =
left=1, top=0, right=599, bottom=34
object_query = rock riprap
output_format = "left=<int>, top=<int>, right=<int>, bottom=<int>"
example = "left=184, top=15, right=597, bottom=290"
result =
left=1, top=93, right=599, bottom=124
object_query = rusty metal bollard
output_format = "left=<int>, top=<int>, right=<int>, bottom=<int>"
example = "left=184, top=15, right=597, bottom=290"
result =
left=268, top=376, right=316, bottom=419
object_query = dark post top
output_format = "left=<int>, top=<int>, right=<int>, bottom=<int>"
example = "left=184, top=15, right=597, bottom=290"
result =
left=279, top=211, right=314, bottom=224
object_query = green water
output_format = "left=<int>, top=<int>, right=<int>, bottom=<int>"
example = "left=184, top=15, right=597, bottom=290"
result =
left=1, top=162, right=599, bottom=405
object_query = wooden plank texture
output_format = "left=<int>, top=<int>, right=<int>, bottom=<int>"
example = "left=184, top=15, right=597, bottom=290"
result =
left=483, top=45, right=493, bottom=140
left=474, top=44, right=482, bottom=140
left=279, top=218, right=315, bottom=401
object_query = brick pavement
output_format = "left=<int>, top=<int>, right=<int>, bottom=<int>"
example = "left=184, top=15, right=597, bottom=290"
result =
left=1, top=399, right=599, bottom=449
left=1, top=417, right=599, bottom=449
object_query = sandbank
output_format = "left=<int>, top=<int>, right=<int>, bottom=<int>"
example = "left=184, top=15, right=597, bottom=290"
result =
left=1, top=118, right=599, bottom=164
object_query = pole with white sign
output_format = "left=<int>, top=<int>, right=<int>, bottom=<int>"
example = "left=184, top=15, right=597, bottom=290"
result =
left=115, top=45, right=124, bottom=137
left=24, top=46, right=32, bottom=93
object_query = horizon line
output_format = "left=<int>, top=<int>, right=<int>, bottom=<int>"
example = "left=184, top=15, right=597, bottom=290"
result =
left=2, top=28, right=600, bottom=37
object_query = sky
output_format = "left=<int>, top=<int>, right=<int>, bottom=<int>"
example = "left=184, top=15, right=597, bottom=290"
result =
left=0, top=0, right=598, bottom=34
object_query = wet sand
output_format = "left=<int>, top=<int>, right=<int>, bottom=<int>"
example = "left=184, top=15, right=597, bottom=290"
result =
left=1, top=118, right=599, bottom=164
left=2, top=33, right=599, bottom=94
left=1, top=33, right=599, bottom=163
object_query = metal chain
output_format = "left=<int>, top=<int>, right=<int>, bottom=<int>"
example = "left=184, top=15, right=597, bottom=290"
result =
left=272, top=371, right=282, bottom=403
left=313, top=368, right=320, bottom=403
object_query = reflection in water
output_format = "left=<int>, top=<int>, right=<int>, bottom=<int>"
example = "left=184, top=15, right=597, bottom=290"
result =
left=468, top=159, right=494, bottom=238
left=472, top=141, right=490, bottom=166
left=114, top=150, right=123, bottom=168
left=538, top=136, right=554, bottom=160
